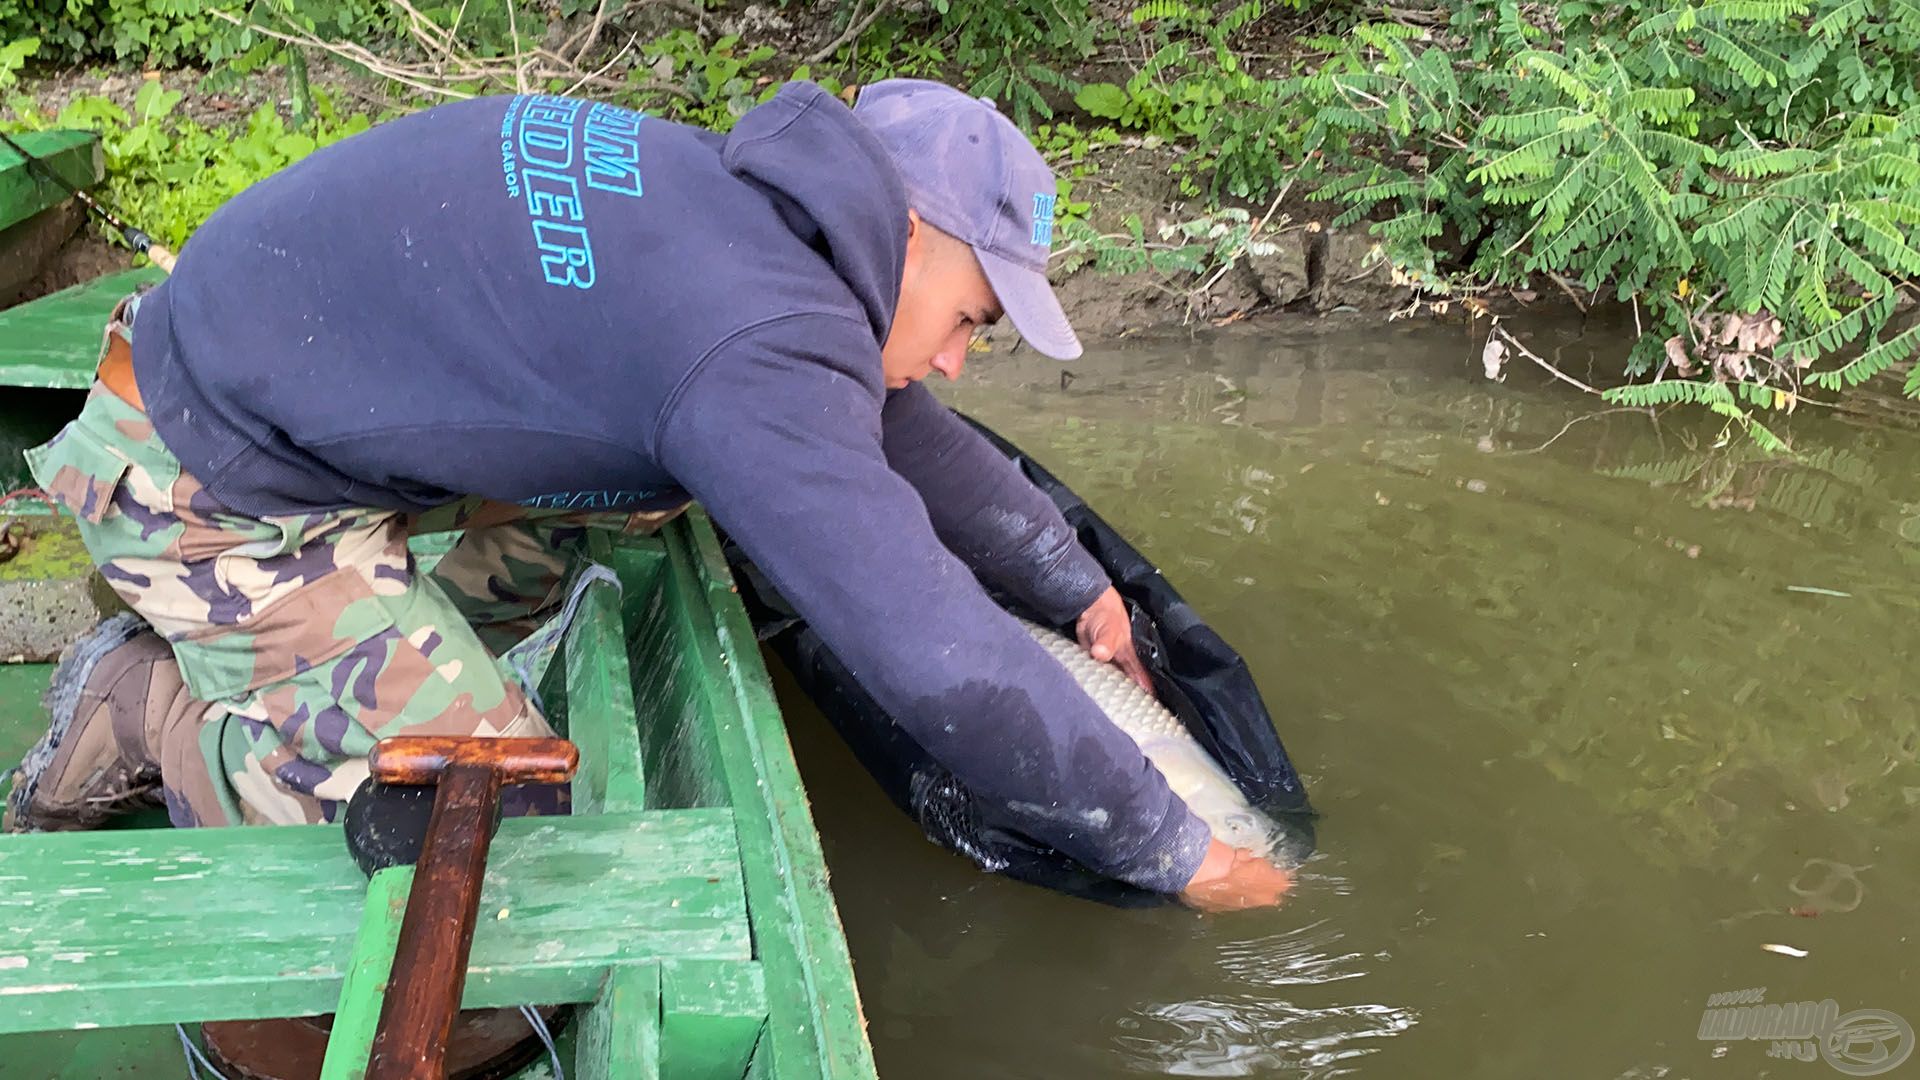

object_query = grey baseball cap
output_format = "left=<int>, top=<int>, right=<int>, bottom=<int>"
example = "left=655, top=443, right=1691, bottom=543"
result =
left=853, top=78, right=1083, bottom=360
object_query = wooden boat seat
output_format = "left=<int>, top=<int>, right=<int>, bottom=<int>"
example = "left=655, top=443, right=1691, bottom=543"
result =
left=0, top=810, right=755, bottom=1034
left=0, top=504, right=868, bottom=1078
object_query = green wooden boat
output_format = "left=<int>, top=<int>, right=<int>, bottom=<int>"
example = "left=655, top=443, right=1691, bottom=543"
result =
left=0, top=129, right=107, bottom=305
left=0, top=262, right=878, bottom=1076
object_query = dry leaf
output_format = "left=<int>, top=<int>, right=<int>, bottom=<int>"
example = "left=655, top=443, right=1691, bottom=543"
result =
left=1664, top=335, right=1697, bottom=377
left=1481, top=336, right=1508, bottom=381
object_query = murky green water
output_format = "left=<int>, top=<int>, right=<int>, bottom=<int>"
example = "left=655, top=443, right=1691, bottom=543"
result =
left=779, top=314, right=1920, bottom=1079
left=4, top=314, right=1917, bottom=1078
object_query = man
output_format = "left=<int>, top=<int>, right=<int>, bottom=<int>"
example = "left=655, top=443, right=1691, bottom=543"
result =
left=6, top=77, right=1290, bottom=911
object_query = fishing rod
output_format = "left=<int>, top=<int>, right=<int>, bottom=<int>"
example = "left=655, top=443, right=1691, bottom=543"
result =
left=0, top=129, right=174, bottom=272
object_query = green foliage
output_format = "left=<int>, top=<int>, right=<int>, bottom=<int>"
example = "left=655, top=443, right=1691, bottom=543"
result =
left=1050, top=206, right=1277, bottom=284
left=1293, top=0, right=1920, bottom=443
left=636, top=30, right=777, bottom=132
left=1030, top=120, right=1119, bottom=225
left=10, top=85, right=371, bottom=252
left=1073, top=1, right=1303, bottom=199
left=0, top=36, right=36, bottom=90
left=0, top=0, right=401, bottom=68
left=922, top=0, right=1094, bottom=127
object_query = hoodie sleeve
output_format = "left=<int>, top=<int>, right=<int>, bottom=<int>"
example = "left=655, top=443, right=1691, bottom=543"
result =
left=880, top=382, right=1111, bottom=625
left=655, top=316, right=1212, bottom=893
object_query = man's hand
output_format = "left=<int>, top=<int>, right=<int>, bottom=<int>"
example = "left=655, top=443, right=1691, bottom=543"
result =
left=1178, top=837, right=1294, bottom=912
left=1077, top=585, right=1154, bottom=694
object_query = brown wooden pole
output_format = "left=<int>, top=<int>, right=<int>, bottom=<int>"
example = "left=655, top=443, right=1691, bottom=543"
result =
left=362, top=737, right=578, bottom=1080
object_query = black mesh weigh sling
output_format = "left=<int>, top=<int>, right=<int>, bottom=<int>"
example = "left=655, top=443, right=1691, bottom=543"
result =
left=720, top=414, right=1316, bottom=905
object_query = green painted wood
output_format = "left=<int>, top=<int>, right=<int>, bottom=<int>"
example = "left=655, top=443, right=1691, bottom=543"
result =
left=575, top=962, right=661, bottom=1080
left=661, top=958, right=769, bottom=1080
left=617, top=546, right=731, bottom=812
left=0, top=267, right=165, bottom=389
left=0, top=130, right=102, bottom=233
left=564, top=534, right=647, bottom=815
left=657, top=511, right=878, bottom=1079
left=318, top=865, right=414, bottom=1080
left=0, top=809, right=749, bottom=1033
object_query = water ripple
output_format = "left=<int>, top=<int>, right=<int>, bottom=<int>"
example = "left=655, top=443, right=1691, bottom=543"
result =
left=1113, top=922, right=1417, bottom=1077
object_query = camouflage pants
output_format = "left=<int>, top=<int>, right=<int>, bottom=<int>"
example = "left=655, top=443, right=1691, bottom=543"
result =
left=25, top=300, right=683, bottom=827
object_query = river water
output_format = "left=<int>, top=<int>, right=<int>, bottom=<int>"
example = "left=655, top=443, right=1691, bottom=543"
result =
left=3, top=313, right=1917, bottom=1078
left=780, top=313, right=1920, bottom=1079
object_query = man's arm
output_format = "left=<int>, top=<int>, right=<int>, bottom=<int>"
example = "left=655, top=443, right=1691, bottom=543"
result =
left=654, top=318, right=1213, bottom=893
left=879, top=382, right=1108, bottom=625
left=880, top=382, right=1153, bottom=690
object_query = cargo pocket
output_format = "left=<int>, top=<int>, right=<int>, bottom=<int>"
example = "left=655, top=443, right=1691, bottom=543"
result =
left=169, top=568, right=397, bottom=704
left=24, top=422, right=132, bottom=525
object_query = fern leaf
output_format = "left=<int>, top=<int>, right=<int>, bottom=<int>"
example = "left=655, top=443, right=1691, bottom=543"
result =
left=1699, top=0, right=1811, bottom=21
left=1640, top=129, right=1715, bottom=168
left=1810, top=0, right=1870, bottom=39
left=1846, top=215, right=1920, bottom=277
left=1130, top=0, right=1196, bottom=24
left=1758, top=208, right=1803, bottom=310
left=1478, top=107, right=1580, bottom=141
left=1720, top=146, right=1824, bottom=179
left=1743, top=417, right=1788, bottom=453
left=1813, top=322, right=1920, bottom=389
left=1469, top=130, right=1570, bottom=184
left=1517, top=53, right=1595, bottom=105
left=1604, top=454, right=1711, bottom=484
left=1696, top=27, right=1779, bottom=88
left=1622, top=87, right=1696, bottom=121
left=1602, top=379, right=1729, bottom=407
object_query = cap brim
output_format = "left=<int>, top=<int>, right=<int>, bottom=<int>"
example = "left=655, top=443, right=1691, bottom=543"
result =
left=975, top=247, right=1082, bottom=360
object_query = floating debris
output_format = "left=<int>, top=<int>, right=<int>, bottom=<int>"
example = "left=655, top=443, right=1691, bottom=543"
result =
left=1762, top=943, right=1809, bottom=958
left=1785, top=586, right=1852, bottom=597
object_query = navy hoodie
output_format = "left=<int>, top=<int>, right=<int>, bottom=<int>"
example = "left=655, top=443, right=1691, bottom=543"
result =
left=131, top=83, right=1213, bottom=892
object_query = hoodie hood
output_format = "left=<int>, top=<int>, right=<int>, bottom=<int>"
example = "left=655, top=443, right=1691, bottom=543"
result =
left=722, top=82, right=909, bottom=343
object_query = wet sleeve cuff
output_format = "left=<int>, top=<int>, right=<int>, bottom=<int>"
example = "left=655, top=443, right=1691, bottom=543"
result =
left=1114, top=801, right=1214, bottom=894
left=1031, top=544, right=1112, bottom=626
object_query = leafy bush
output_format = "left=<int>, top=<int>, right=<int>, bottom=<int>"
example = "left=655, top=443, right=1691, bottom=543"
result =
left=10, top=81, right=372, bottom=252
left=1298, top=0, right=1920, bottom=440
left=1074, top=2, right=1303, bottom=199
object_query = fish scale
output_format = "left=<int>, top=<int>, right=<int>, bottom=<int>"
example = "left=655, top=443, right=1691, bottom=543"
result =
left=1016, top=617, right=1285, bottom=859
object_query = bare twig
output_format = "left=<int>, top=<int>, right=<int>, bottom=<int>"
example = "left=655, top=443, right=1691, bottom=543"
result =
left=1544, top=271, right=1588, bottom=313
left=1194, top=177, right=1297, bottom=298
left=1489, top=319, right=1603, bottom=395
left=214, top=12, right=477, bottom=100
left=1508, top=407, right=1656, bottom=455
left=565, top=32, right=638, bottom=97
left=572, top=0, right=610, bottom=65
left=504, top=0, right=528, bottom=93
left=807, top=0, right=894, bottom=65
left=218, top=5, right=697, bottom=106
left=1383, top=6, right=1448, bottom=25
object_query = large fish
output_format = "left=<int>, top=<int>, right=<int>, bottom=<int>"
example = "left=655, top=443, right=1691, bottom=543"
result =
left=1016, top=617, right=1300, bottom=864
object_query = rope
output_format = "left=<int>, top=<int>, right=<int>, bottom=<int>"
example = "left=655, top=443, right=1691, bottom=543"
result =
left=520, top=1005, right=566, bottom=1080
left=175, top=1024, right=232, bottom=1080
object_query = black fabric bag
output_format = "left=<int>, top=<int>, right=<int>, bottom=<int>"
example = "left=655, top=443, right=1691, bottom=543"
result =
left=721, top=414, right=1315, bottom=904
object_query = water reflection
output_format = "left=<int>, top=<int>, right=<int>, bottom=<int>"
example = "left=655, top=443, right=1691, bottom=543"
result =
left=1115, top=922, right=1415, bottom=1078
left=791, top=314, right=1920, bottom=1079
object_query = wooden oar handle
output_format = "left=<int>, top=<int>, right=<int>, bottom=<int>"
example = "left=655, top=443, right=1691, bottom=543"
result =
left=369, top=736, right=578, bottom=786
left=363, top=735, right=578, bottom=1080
